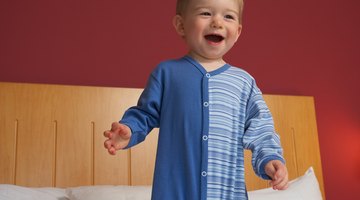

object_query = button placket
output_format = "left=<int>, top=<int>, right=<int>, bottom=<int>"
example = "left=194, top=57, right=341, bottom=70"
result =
left=200, top=71, right=210, bottom=200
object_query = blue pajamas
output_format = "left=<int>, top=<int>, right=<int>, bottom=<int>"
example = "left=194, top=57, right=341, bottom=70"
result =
left=120, top=56, right=284, bottom=200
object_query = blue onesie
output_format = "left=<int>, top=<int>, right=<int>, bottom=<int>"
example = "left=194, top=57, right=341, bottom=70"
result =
left=120, top=56, right=285, bottom=200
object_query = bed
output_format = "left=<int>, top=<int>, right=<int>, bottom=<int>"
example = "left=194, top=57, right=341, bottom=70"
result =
left=0, top=82, right=325, bottom=199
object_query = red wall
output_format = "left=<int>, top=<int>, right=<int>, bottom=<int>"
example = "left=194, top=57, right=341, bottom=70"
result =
left=0, top=0, right=359, bottom=199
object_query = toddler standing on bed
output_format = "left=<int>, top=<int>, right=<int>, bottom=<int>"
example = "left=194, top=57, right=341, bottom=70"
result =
left=104, top=0, right=288, bottom=199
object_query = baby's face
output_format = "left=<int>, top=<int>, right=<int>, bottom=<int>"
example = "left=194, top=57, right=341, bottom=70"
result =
left=177, top=0, right=242, bottom=61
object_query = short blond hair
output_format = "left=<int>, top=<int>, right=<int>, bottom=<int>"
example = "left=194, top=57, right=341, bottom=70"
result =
left=175, top=0, right=244, bottom=23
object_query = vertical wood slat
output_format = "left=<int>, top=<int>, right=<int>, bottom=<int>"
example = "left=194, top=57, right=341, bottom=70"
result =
left=0, top=84, right=17, bottom=184
left=14, top=84, right=55, bottom=187
left=54, top=86, right=92, bottom=187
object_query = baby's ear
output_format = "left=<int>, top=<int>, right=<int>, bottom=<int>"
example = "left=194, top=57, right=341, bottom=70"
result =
left=173, top=15, right=185, bottom=37
left=234, top=24, right=242, bottom=42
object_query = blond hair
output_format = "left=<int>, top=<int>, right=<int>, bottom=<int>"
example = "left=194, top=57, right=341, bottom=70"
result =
left=175, top=0, right=244, bottom=23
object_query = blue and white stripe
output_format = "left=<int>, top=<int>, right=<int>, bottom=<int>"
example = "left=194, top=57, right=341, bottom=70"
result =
left=206, top=67, right=284, bottom=199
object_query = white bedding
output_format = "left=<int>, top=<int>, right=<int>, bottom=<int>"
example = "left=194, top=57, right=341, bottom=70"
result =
left=0, top=184, right=68, bottom=200
left=248, top=167, right=323, bottom=200
left=0, top=167, right=322, bottom=200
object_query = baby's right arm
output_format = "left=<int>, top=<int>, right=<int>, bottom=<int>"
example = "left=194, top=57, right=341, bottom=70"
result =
left=103, top=122, right=131, bottom=155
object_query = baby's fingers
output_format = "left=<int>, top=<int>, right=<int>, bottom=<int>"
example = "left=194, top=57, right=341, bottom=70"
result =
left=111, top=122, right=122, bottom=132
left=108, top=147, right=117, bottom=155
left=270, top=172, right=289, bottom=190
left=103, top=130, right=113, bottom=138
left=271, top=178, right=289, bottom=190
left=104, top=139, right=118, bottom=155
left=104, top=139, right=112, bottom=149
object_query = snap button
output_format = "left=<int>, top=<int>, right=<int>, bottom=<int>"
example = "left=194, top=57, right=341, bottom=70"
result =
left=206, top=73, right=211, bottom=78
left=203, top=102, right=209, bottom=107
left=202, top=135, right=208, bottom=141
left=201, top=171, right=207, bottom=177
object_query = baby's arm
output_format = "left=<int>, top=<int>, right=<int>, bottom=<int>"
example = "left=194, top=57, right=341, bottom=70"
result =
left=103, top=122, right=131, bottom=155
left=242, top=79, right=288, bottom=187
left=265, top=160, right=289, bottom=190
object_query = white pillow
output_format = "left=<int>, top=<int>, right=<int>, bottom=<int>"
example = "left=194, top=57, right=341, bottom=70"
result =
left=0, top=184, right=69, bottom=200
left=248, top=167, right=323, bottom=200
left=33, top=187, right=69, bottom=200
left=66, top=185, right=152, bottom=200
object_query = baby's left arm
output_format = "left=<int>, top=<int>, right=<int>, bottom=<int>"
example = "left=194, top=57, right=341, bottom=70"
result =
left=265, top=160, right=289, bottom=190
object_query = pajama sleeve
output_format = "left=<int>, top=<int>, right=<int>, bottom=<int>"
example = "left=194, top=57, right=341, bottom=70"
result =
left=242, top=80, right=285, bottom=180
left=120, top=70, right=162, bottom=149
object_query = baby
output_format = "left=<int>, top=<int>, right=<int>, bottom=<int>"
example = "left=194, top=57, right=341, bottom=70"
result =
left=104, top=0, right=289, bottom=199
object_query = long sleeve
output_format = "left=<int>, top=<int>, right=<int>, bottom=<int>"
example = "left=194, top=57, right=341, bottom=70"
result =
left=242, top=80, right=285, bottom=180
left=120, top=72, right=162, bottom=148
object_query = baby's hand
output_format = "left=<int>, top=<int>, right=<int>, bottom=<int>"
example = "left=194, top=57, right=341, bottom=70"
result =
left=265, top=160, right=289, bottom=190
left=103, top=122, right=131, bottom=155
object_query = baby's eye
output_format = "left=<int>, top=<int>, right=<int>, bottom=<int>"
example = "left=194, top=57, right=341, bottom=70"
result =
left=224, top=14, right=235, bottom=20
left=200, top=12, right=211, bottom=16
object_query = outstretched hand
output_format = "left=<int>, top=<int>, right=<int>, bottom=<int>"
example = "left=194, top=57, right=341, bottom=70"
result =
left=265, top=160, right=289, bottom=190
left=103, top=122, right=131, bottom=155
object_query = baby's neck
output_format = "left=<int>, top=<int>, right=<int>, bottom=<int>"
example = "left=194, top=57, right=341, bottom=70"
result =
left=187, top=53, right=226, bottom=72
left=201, top=61, right=226, bottom=72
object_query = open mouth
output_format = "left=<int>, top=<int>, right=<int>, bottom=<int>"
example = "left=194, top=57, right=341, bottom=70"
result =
left=204, top=34, right=224, bottom=43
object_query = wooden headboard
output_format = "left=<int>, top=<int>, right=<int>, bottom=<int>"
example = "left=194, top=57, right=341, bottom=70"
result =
left=0, top=82, right=325, bottom=198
